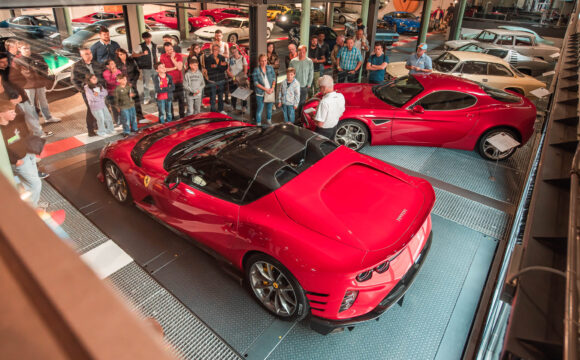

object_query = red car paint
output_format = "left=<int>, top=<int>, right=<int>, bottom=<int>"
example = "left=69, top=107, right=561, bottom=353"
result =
left=72, top=12, right=124, bottom=24
left=200, top=8, right=248, bottom=23
left=302, top=73, right=536, bottom=154
left=145, top=10, right=214, bottom=31
left=98, top=115, right=435, bottom=332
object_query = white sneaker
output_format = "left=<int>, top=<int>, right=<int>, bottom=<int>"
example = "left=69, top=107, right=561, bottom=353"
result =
left=45, top=117, right=61, bottom=123
left=143, top=99, right=151, bottom=105
left=220, top=111, right=228, bottom=115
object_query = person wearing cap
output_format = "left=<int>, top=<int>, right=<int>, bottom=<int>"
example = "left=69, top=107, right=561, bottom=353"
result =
left=405, top=43, right=432, bottom=75
left=313, top=75, right=345, bottom=139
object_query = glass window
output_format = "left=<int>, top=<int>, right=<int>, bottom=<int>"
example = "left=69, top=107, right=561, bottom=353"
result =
left=484, top=49, right=509, bottom=58
left=496, top=35, right=513, bottom=45
left=457, top=43, right=484, bottom=52
left=488, top=63, right=513, bottom=76
left=102, top=13, right=115, bottom=19
left=417, top=91, right=477, bottom=110
left=16, top=17, right=33, bottom=25
left=515, top=36, right=532, bottom=46
left=373, top=75, right=424, bottom=108
left=460, top=61, right=488, bottom=74
left=433, top=52, right=460, bottom=73
left=475, top=31, right=497, bottom=43
left=481, top=84, right=520, bottom=103
left=242, top=21, right=249, bottom=27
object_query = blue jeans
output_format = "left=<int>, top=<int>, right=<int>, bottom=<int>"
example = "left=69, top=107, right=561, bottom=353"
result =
left=282, top=105, right=295, bottom=123
left=12, top=153, right=41, bottom=207
left=157, top=99, right=172, bottom=124
left=255, top=95, right=273, bottom=126
left=208, top=80, right=225, bottom=112
left=107, top=95, right=120, bottom=124
left=120, top=107, right=138, bottom=134
left=91, top=108, right=115, bottom=136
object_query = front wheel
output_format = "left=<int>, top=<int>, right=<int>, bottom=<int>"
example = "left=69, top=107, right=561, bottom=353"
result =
left=477, top=128, right=519, bottom=161
left=227, top=33, right=238, bottom=43
left=334, top=120, right=369, bottom=151
left=104, top=161, right=131, bottom=203
left=245, top=253, right=309, bottom=321
left=339, top=15, right=346, bottom=24
left=266, top=27, right=271, bottom=39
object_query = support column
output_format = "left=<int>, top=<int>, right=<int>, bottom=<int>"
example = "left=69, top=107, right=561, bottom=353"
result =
left=366, top=0, right=380, bottom=53
left=359, top=0, right=371, bottom=83
left=249, top=4, right=268, bottom=123
left=53, top=8, right=72, bottom=38
left=176, top=4, right=190, bottom=40
left=417, top=0, right=433, bottom=45
left=325, top=3, right=334, bottom=27
left=123, top=6, right=143, bottom=53
left=452, top=0, right=468, bottom=40
left=300, top=0, right=311, bottom=47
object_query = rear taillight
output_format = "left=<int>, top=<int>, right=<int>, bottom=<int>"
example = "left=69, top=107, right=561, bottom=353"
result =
left=356, top=269, right=373, bottom=282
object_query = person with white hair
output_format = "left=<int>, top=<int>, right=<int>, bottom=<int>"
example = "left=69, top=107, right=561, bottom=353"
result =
left=313, top=75, right=345, bottom=139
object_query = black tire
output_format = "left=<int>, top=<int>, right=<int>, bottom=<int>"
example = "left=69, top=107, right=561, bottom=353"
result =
left=189, top=23, right=193, bottom=32
left=334, top=120, right=370, bottom=151
left=245, top=253, right=309, bottom=321
left=103, top=160, right=132, bottom=204
left=171, top=35, right=180, bottom=45
left=517, top=68, right=532, bottom=76
left=227, top=33, right=238, bottom=43
left=339, top=15, right=346, bottom=24
left=266, top=27, right=271, bottom=39
left=147, top=17, right=155, bottom=22
left=477, top=127, right=519, bottom=161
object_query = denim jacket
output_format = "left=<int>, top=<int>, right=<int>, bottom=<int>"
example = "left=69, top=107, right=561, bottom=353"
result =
left=252, top=65, right=276, bottom=96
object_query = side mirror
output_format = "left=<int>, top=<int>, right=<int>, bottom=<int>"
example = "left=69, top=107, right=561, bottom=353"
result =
left=412, top=105, right=425, bottom=114
left=164, top=172, right=180, bottom=190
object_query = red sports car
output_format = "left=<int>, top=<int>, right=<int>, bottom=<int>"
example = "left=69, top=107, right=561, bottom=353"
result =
left=145, top=10, right=214, bottom=32
left=302, top=73, right=536, bottom=161
left=98, top=115, right=435, bottom=334
left=200, top=8, right=248, bottom=23
left=72, top=12, right=124, bottom=24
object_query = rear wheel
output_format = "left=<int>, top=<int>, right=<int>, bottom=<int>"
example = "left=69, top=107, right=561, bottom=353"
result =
left=266, top=27, right=271, bottom=39
left=171, top=35, right=180, bottom=45
left=339, top=15, right=346, bottom=24
left=104, top=161, right=131, bottom=203
left=245, top=253, right=309, bottom=321
left=477, top=127, right=519, bottom=161
left=228, top=33, right=238, bottom=43
left=334, top=120, right=369, bottom=151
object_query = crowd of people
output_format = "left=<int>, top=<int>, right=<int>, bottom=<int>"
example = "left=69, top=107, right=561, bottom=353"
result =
left=0, top=21, right=437, bottom=213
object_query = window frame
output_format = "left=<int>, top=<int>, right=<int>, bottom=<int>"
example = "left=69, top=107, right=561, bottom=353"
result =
left=411, top=90, right=478, bottom=112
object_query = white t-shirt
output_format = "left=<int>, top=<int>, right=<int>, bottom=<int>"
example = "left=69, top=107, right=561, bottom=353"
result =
left=314, top=91, right=346, bottom=129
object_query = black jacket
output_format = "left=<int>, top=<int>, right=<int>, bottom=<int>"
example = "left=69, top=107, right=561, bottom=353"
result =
left=72, top=59, right=105, bottom=92
left=1, top=113, right=33, bottom=164
left=116, top=56, right=141, bottom=85
left=135, top=41, right=158, bottom=70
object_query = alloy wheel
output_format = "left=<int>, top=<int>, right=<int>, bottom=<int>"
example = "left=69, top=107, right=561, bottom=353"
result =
left=334, top=122, right=368, bottom=151
left=105, top=162, right=129, bottom=202
left=249, top=261, right=298, bottom=317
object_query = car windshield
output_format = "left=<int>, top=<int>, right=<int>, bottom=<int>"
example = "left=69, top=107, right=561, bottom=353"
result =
left=484, top=48, right=509, bottom=58
left=373, top=75, right=424, bottom=107
left=456, top=43, right=484, bottom=52
left=509, top=64, right=525, bottom=77
left=433, top=52, right=460, bottom=73
left=475, top=31, right=497, bottom=43
left=218, top=19, right=242, bottom=27
left=70, top=24, right=103, bottom=41
left=339, top=8, right=357, bottom=13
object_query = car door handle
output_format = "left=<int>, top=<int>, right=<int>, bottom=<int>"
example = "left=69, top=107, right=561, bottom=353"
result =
left=482, top=78, right=488, bottom=82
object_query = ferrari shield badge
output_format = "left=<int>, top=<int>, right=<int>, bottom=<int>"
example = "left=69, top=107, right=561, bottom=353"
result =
left=143, top=175, right=151, bottom=187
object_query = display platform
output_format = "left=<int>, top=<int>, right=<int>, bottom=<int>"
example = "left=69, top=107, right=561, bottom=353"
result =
left=43, top=131, right=534, bottom=359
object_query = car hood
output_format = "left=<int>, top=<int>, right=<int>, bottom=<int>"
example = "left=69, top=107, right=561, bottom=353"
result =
left=333, top=83, right=395, bottom=110
left=275, top=147, right=435, bottom=253
left=386, top=61, right=409, bottom=78
left=195, top=25, right=230, bottom=36
left=445, top=40, right=471, bottom=49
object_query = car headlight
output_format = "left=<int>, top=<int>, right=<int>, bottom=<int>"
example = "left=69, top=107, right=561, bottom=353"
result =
left=339, top=290, right=359, bottom=312
left=281, top=15, right=287, bottom=22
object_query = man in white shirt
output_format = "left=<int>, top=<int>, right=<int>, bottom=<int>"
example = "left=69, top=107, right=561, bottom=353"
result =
left=314, top=75, right=345, bottom=139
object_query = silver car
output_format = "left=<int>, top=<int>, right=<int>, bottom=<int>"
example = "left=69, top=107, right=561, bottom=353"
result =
left=333, top=7, right=359, bottom=24
left=445, top=29, right=560, bottom=61
left=432, top=42, right=553, bottom=77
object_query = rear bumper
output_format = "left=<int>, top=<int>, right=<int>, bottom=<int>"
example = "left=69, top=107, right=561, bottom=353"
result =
left=309, top=231, right=432, bottom=335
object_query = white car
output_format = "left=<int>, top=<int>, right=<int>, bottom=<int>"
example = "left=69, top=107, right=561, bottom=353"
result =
left=333, top=7, right=359, bottom=24
left=387, top=51, right=546, bottom=97
left=194, top=17, right=274, bottom=43
left=445, top=29, right=560, bottom=61
left=62, top=20, right=180, bottom=54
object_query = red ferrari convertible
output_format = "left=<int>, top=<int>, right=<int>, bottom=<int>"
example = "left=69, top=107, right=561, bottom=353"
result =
left=200, top=8, right=248, bottom=23
left=98, top=115, right=435, bottom=334
left=145, top=10, right=214, bottom=32
left=302, top=74, right=537, bottom=161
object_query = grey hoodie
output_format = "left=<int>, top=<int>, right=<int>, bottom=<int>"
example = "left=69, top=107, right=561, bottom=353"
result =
left=183, top=70, right=205, bottom=99
left=277, top=78, right=301, bottom=107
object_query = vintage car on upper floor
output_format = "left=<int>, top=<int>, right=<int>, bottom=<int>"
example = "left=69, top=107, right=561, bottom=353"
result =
left=382, top=11, right=420, bottom=34
left=446, top=29, right=560, bottom=61
left=0, top=14, right=57, bottom=38
left=267, top=4, right=292, bottom=21
left=429, top=42, right=553, bottom=77
left=98, top=116, right=435, bottom=335
left=200, top=7, right=248, bottom=23
left=334, top=7, right=359, bottom=24
left=62, top=20, right=180, bottom=54
left=145, top=9, right=214, bottom=32
left=302, top=73, right=537, bottom=161
left=386, top=51, right=546, bottom=97
left=462, top=26, right=556, bottom=46
left=275, top=8, right=325, bottom=30
left=72, top=12, right=124, bottom=24
left=193, top=17, right=273, bottom=43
